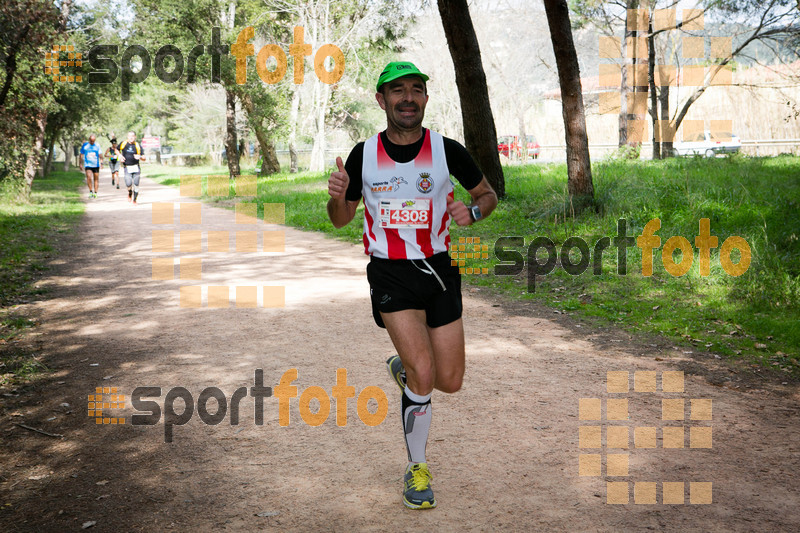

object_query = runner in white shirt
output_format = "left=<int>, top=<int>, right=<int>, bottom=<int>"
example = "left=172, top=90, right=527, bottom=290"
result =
left=327, top=61, right=498, bottom=510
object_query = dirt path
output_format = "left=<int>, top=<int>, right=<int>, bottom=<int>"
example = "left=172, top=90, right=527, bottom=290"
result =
left=1, top=170, right=799, bottom=532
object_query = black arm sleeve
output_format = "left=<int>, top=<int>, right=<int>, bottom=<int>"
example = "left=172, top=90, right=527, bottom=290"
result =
left=344, top=142, right=365, bottom=202
left=443, top=137, right=483, bottom=191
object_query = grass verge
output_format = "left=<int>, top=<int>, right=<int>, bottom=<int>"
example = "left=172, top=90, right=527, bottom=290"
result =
left=0, top=170, right=85, bottom=386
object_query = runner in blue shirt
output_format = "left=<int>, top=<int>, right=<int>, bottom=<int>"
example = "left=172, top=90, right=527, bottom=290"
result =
left=80, top=134, right=103, bottom=198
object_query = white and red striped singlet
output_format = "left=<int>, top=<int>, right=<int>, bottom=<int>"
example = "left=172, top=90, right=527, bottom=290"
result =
left=360, top=129, right=454, bottom=260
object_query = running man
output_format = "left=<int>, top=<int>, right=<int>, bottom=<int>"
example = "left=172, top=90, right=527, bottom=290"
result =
left=118, top=131, right=146, bottom=205
left=327, top=62, right=498, bottom=510
left=104, top=134, right=121, bottom=189
left=79, top=135, right=103, bottom=198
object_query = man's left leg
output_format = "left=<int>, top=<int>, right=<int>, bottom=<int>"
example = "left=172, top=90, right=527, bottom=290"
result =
left=428, top=318, right=465, bottom=394
left=383, top=312, right=465, bottom=509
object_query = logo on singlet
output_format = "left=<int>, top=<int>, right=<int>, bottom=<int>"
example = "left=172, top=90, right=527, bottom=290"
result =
left=416, top=173, right=433, bottom=193
left=370, top=176, right=408, bottom=193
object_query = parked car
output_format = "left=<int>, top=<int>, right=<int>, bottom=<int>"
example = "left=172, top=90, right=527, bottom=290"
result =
left=672, top=130, right=741, bottom=157
left=497, top=135, right=540, bottom=159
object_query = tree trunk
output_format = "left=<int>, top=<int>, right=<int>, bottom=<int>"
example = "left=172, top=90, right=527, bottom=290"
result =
left=237, top=139, right=245, bottom=166
left=260, top=142, right=280, bottom=175
left=44, top=136, right=56, bottom=177
left=517, top=111, right=527, bottom=162
left=660, top=85, right=672, bottom=157
left=238, top=91, right=280, bottom=175
left=629, top=6, right=647, bottom=149
left=22, top=111, right=47, bottom=199
left=60, top=138, right=72, bottom=171
left=309, top=80, right=329, bottom=172
left=648, top=18, right=661, bottom=160
left=289, top=87, right=300, bottom=173
left=618, top=0, right=639, bottom=147
left=437, top=0, right=505, bottom=197
left=224, top=89, right=240, bottom=176
left=543, top=0, right=593, bottom=208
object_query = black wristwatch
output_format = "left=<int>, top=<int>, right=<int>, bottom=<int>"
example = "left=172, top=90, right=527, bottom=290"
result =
left=468, top=204, right=482, bottom=222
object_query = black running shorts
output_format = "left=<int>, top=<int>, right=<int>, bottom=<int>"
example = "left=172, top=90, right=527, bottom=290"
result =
left=85, top=167, right=100, bottom=173
left=367, top=251, right=462, bottom=329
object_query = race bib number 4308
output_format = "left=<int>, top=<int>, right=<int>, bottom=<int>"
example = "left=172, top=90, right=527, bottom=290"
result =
left=379, top=199, right=431, bottom=229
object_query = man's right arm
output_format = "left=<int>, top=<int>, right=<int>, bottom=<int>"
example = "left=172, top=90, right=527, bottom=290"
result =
left=327, top=156, right=359, bottom=228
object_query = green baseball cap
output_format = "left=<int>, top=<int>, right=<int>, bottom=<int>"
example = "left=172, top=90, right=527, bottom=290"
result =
left=376, top=61, right=429, bottom=92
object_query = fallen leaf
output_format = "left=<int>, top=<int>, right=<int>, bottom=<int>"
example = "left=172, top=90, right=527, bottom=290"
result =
left=255, top=511, right=279, bottom=517
left=95, top=480, right=109, bottom=486
left=82, top=521, right=96, bottom=529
